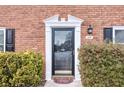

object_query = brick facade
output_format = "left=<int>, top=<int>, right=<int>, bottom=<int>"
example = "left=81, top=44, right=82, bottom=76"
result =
left=0, top=6, right=124, bottom=78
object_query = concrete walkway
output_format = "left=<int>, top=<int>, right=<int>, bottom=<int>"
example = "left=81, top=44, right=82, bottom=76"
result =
left=45, top=80, right=82, bottom=87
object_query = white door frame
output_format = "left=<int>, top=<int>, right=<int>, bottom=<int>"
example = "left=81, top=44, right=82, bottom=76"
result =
left=44, top=14, right=84, bottom=80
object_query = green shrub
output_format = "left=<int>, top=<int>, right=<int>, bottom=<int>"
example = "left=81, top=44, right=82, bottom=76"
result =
left=0, top=51, right=43, bottom=87
left=78, top=44, right=124, bottom=87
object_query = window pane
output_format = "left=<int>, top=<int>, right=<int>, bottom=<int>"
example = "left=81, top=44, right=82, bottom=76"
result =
left=0, top=30, right=4, bottom=44
left=0, top=45, right=4, bottom=51
left=115, top=30, right=124, bottom=43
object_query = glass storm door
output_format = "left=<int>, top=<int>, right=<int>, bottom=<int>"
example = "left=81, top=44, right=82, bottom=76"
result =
left=52, top=28, right=74, bottom=75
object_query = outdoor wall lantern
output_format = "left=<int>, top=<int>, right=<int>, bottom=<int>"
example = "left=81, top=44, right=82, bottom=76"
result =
left=87, top=25, right=93, bottom=35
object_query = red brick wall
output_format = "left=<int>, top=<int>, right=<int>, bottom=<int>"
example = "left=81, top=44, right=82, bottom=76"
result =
left=0, top=5, right=124, bottom=57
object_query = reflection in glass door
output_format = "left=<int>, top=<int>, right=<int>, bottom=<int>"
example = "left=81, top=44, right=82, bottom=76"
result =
left=52, top=28, right=74, bottom=75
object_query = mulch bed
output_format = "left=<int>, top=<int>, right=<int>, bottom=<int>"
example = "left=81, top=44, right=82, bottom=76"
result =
left=37, top=80, right=46, bottom=87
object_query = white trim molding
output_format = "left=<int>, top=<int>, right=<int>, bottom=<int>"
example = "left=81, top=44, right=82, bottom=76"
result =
left=44, top=14, right=84, bottom=80
left=113, top=26, right=124, bottom=44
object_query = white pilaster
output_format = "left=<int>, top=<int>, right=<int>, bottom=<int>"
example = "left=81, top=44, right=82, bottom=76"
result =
left=45, top=26, right=52, bottom=80
left=75, top=26, right=81, bottom=80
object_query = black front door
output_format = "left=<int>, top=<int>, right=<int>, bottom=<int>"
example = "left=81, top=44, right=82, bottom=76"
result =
left=52, top=28, right=75, bottom=75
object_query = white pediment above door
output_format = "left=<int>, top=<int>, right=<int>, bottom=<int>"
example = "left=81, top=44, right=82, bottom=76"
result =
left=68, top=15, right=83, bottom=23
left=44, top=14, right=84, bottom=23
left=43, top=15, right=59, bottom=22
left=44, top=14, right=84, bottom=27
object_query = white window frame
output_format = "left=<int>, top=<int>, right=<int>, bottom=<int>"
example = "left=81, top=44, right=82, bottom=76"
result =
left=0, top=28, right=6, bottom=52
left=113, top=26, right=124, bottom=44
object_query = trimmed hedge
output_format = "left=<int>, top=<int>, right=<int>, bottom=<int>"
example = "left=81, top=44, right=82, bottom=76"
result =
left=78, top=44, right=124, bottom=87
left=0, top=51, right=43, bottom=87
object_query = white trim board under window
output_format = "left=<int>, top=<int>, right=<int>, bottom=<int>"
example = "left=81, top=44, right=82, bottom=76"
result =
left=113, top=26, right=124, bottom=44
left=0, top=28, right=6, bottom=52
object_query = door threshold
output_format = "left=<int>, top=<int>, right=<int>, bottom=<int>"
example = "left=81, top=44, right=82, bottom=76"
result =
left=55, top=70, right=72, bottom=75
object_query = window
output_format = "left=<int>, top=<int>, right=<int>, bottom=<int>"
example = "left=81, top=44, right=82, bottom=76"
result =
left=0, top=29, right=5, bottom=51
left=104, top=26, right=124, bottom=44
left=114, top=30, right=124, bottom=43
left=113, top=26, right=124, bottom=44
left=0, top=28, right=15, bottom=52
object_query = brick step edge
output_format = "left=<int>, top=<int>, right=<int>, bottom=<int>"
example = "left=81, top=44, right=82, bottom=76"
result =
left=53, top=76, right=74, bottom=84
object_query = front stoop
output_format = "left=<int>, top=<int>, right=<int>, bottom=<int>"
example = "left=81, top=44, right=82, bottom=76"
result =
left=45, top=75, right=82, bottom=87
left=44, top=80, right=82, bottom=87
left=52, top=75, right=74, bottom=84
